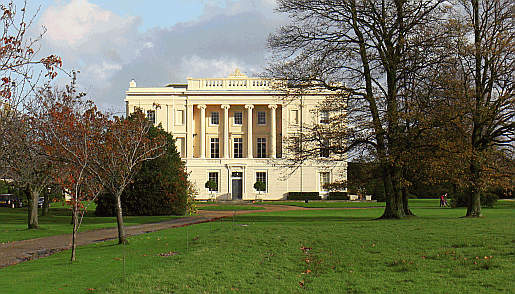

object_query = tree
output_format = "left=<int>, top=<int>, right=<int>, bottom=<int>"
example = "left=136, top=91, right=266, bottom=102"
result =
left=95, top=125, right=190, bottom=216
left=205, top=180, right=217, bottom=200
left=3, top=112, right=53, bottom=229
left=0, top=1, right=62, bottom=178
left=35, top=76, right=105, bottom=260
left=92, top=110, right=166, bottom=244
left=266, top=0, right=448, bottom=218
left=254, top=181, right=266, bottom=199
left=448, top=0, right=515, bottom=217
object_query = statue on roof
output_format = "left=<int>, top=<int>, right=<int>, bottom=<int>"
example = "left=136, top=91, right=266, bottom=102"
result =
left=229, top=68, right=247, bottom=78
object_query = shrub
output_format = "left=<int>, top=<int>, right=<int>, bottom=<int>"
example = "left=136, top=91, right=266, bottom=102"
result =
left=327, top=192, right=349, bottom=200
left=94, top=193, right=117, bottom=217
left=450, top=192, right=467, bottom=208
left=287, top=192, right=320, bottom=200
left=450, top=191, right=498, bottom=208
left=482, top=192, right=498, bottom=208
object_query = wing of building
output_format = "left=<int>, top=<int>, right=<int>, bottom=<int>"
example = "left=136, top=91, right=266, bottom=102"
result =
left=125, top=69, right=347, bottom=201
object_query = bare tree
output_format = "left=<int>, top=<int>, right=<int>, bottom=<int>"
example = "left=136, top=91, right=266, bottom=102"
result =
left=92, top=110, right=167, bottom=244
left=266, top=0, right=448, bottom=218
left=0, top=0, right=62, bottom=178
left=3, top=111, right=53, bottom=229
left=441, top=0, right=515, bottom=217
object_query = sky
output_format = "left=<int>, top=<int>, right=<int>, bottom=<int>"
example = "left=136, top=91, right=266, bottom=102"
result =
left=18, top=0, right=287, bottom=113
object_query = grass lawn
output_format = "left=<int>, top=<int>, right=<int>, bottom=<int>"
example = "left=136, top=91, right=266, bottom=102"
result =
left=0, top=200, right=513, bottom=293
left=0, top=202, right=181, bottom=244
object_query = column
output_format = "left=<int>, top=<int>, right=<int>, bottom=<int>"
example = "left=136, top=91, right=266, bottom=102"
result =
left=245, top=104, right=254, bottom=158
left=268, top=104, right=277, bottom=159
left=186, top=104, right=194, bottom=158
left=222, top=104, right=231, bottom=158
left=197, top=104, right=207, bottom=158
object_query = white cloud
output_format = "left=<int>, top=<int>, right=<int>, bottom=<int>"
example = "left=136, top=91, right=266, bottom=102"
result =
left=35, top=0, right=286, bottom=112
left=40, top=0, right=140, bottom=54
left=86, top=61, right=123, bottom=80
left=181, top=54, right=257, bottom=79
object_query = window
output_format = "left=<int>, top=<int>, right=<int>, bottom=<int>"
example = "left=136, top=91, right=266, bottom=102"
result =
left=211, top=112, right=219, bottom=125
left=320, top=111, right=330, bottom=124
left=175, top=110, right=184, bottom=125
left=176, top=137, right=185, bottom=158
left=257, top=138, right=267, bottom=158
left=255, top=172, right=267, bottom=192
left=234, top=111, right=243, bottom=125
left=257, top=111, right=266, bottom=125
left=211, top=138, right=220, bottom=158
left=320, top=172, right=330, bottom=191
left=290, top=109, right=299, bottom=125
left=320, top=139, right=329, bottom=158
left=208, top=172, right=219, bottom=192
left=147, top=110, right=156, bottom=124
left=234, top=138, right=243, bottom=158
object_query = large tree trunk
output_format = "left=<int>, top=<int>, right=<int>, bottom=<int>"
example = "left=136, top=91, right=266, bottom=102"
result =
left=378, top=165, right=404, bottom=219
left=466, top=158, right=482, bottom=217
left=402, top=186, right=414, bottom=216
left=27, top=187, right=39, bottom=229
left=114, top=191, right=127, bottom=244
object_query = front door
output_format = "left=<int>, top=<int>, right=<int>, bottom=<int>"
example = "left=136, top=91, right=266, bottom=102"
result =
left=232, top=179, right=242, bottom=199
left=231, top=172, right=243, bottom=200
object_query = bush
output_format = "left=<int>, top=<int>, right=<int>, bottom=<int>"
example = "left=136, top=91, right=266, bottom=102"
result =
left=327, top=192, right=349, bottom=200
left=287, top=192, right=320, bottom=200
left=94, top=193, right=116, bottom=217
left=482, top=192, right=499, bottom=208
left=449, top=191, right=498, bottom=208
left=449, top=192, right=468, bottom=208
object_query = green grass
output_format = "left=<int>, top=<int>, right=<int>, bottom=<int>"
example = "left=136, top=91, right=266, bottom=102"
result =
left=264, top=198, right=450, bottom=208
left=197, top=205, right=266, bottom=211
left=1, top=201, right=514, bottom=293
left=0, top=202, right=181, bottom=244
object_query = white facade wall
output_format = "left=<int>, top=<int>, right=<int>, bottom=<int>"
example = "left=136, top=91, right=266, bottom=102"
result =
left=125, top=69, right=347, bottom=200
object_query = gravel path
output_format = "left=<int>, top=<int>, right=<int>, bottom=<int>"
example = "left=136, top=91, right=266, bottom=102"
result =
left=0, top=205, right=306, bottom=268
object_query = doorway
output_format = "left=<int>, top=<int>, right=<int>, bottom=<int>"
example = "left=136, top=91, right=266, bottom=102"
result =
left=231, top=172, right=243, bottom=199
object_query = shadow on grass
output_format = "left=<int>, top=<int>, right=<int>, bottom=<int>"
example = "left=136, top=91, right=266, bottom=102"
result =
left=235, top=214, right=376, bottom=223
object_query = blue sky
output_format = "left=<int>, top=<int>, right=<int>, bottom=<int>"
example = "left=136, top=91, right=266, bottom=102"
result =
left=18, top=0, right=286, bottom=112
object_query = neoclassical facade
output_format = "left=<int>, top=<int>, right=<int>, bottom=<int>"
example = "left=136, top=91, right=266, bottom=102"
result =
left=125, top=69, right=347, bottom=200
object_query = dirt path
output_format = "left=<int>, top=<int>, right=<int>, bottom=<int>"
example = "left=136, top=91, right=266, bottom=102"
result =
left=0, top=205, right=305, bottom=268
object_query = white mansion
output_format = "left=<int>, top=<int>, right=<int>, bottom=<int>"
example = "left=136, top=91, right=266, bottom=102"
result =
left=125, top=69, right=347, bottom=200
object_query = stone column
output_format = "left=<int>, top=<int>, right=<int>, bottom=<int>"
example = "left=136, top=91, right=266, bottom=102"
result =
left=245, top=104, right=254, bottom=158
left=187, top=104, right=194, bottom=158
left=268, top=104, right=278, bottom=159
left=197, top=104, right=207, bottom=158
left=222, top=104, right=231, bottom=158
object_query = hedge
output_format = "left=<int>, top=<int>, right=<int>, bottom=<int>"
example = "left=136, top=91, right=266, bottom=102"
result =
left=327, top=192, right=349, bottom=200
left=287, top=192, right=320, bottom=200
